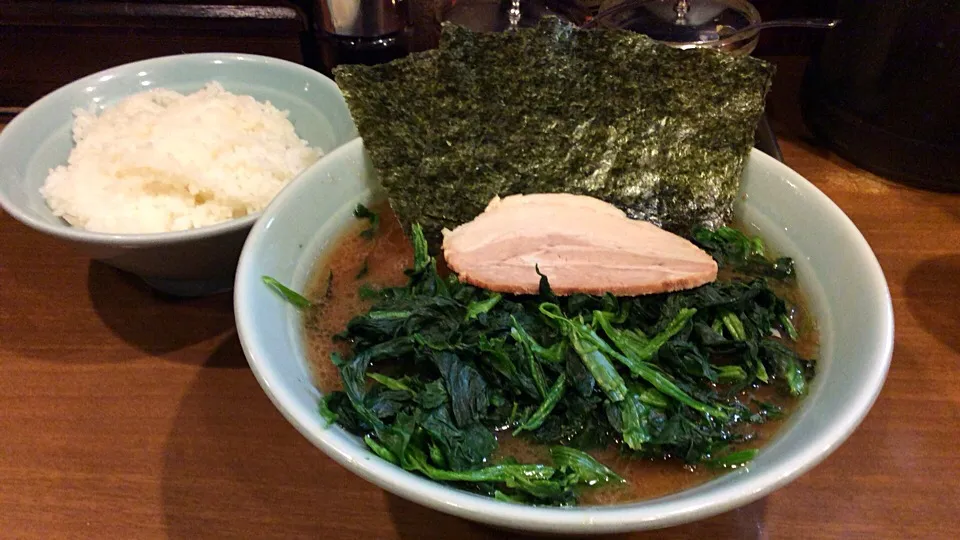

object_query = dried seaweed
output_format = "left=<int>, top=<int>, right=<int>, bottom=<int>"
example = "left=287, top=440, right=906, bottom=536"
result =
left=334, top=18, right=774, bottom=246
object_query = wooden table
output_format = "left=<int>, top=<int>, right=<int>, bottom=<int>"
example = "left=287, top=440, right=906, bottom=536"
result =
left=2, top=82, right=959, bottom=539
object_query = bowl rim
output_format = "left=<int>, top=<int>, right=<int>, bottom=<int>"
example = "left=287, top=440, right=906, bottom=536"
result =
left=235, top=138, right=895, bottom=533
left=0, top=52, right=342, bottom=246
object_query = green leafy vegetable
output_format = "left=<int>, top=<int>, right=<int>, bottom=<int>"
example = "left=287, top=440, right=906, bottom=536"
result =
left=779, top=313, right=799, bottom=341
left=510, top=319, right=566, bottom=364
left=466, top=292, right=501, bottom=321
left=759, top=339, right=810, bottom=396
left=364, top=434, right=399, bottom=464
left=356, top=258, right=370, bottom=280
left=368, top=373, right=415, bottom=393
left=358, top=283, right=382, bottom=300
left=721, top=311, right=747, bottom=342
left=354, top=203, right=380, bottom=240
left=262, top=276, right=311, bottom=309
left=551, top=305, right=728, bottom=419
left=618, top=387, right=654, bottom=450
left=551, top=312, right=628, bottom=403
left=420, top=406, right=497, bottom=471
left=319, top=221, right=814, bottom=506
left=515, top=373, right=567, bottom=434
left=550, top=446, right=624, bottom=486
left=318, top=395, right=339, bottom=425
left=596, top=308, right=696, bottom=362
left=693, top=226, right=795, bottom=281
left=704, top=448, right=759, bottom=469
left=431, top=351, right=490, bottom=428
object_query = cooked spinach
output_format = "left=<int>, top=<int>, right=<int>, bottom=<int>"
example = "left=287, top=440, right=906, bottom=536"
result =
left=262, top=276, right=311, bottom=309
left=354, top=258, right=370, bottom=280
left=312, top=225, right=814, bottom=505
left=354, top=203, right=380, bottom=240
left=693, top=226, right=795, bottom=281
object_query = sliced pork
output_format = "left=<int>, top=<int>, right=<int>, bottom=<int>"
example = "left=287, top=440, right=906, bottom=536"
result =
left=442, top=193, right=718, bottom=296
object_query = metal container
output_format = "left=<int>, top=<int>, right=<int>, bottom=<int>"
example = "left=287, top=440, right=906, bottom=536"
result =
left=441, top=0, right=554, bottom=32
left=314, top=0, right=410, bottom=70
left=585, top=0, right=762, bottom=56
left=318, top=0, right=409, bottom=37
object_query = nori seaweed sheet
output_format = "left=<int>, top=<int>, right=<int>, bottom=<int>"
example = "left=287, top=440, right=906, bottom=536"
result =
left=334, top=18, right=774, bottom=246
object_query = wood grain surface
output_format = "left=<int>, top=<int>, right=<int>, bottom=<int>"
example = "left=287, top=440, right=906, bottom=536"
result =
left=0, top=1, right=308, bottom=108
left=1, top=60, right=959, bottom=539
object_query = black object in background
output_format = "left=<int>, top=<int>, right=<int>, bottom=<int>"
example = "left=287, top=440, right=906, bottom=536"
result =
left=313, top=0, right=410, bottom=73
left=0, top=1, right=310, bottom=109
left=801, top=0, right=960, bottom=191
left=316, top=32, right=409, bottom=72
left=755, top=113, right=783, bottom=162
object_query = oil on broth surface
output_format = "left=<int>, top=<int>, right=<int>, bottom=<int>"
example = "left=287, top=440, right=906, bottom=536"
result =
left=303, top=202, right=817, bottom=504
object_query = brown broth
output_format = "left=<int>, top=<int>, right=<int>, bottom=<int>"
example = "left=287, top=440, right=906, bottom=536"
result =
left=303, top=202, right=412, bottom=392
left=302, top=204, right=818, bottom=505
left=492, top=381, right=803, bottom=505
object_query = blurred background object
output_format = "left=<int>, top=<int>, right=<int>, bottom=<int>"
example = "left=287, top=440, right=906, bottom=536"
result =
left=10, top=0, right=955, bottom=191
left=581, top=0, right=764, bottom=56
left=440, top=0, right=554, bottom=33
left=0, top=0, right=838, bottom=114
left=313, top=0, right=410, bottom=70
left=583, top=0, right=838, bottom=57
left=801, top=0, right=960, bottom=192
left=0, top=1, right=312, bottom=114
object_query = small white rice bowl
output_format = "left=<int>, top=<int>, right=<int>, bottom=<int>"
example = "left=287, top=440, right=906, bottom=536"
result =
left=40, top=82, right=321, bottom=234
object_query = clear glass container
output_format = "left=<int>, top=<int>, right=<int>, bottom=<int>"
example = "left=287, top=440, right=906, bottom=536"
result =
left=584, top=0, right=762, bottom=56
left=441, top=0, right=554, bottom=32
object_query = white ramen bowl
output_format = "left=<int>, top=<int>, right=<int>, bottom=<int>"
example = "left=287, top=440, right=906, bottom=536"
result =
left=234, top=138, right=893, bottom=533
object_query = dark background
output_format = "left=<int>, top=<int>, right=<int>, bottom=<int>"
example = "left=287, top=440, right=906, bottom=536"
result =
left=0, top=0, right=837, bottom=111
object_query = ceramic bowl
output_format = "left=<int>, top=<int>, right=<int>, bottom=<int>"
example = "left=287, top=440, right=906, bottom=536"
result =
left=234, top=138, right=894, bottom=533
left=0, top=53, right=357, bottom=296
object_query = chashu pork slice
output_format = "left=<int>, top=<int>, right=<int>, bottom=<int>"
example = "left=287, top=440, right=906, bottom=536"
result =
left=442, top=193, right=718, bottom=296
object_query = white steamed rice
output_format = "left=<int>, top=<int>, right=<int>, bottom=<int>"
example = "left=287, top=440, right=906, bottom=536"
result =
left=40, top=82, right=321, bottom=234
